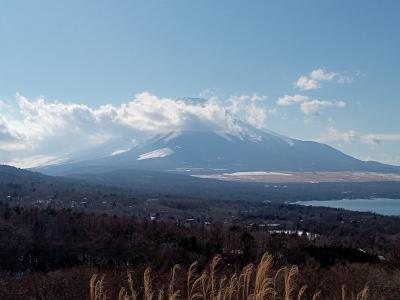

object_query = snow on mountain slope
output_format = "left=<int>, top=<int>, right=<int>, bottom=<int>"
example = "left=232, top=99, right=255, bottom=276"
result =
left=137, top=148, right=174, bottom=160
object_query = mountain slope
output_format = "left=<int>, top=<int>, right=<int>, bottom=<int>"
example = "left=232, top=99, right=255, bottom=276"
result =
left=39, top=129, right=400, bottom=176
left=0, top=164, right=48, bottom=182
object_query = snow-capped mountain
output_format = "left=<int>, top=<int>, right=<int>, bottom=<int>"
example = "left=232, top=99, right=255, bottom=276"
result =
left=39, top=128, right=400, bottom=176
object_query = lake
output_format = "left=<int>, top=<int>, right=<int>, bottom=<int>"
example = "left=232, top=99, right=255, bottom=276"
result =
left=294, top=198, right=400, bottom=216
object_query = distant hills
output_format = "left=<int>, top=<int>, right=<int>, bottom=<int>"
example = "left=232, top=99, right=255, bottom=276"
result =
left=0, top=164, right=47, bottom=182
left=2, top=164, right=400, bottom=203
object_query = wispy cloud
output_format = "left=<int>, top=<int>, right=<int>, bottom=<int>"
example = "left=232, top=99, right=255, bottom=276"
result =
left=277, top=95, right=346, bottom=115
left=300, top=100, right=346, bottom=115
left=295, top=68, right=352, bottom=90
left=277, top=94, right=309, bottom=106
left=316, top=127, right=400, bottom=145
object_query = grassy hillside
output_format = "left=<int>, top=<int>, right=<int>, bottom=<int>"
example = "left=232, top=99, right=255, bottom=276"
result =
left=91, top=254, right=369, bottom=300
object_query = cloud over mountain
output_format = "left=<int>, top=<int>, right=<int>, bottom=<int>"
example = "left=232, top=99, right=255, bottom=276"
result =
left=0, top=92, right=272, bottom=167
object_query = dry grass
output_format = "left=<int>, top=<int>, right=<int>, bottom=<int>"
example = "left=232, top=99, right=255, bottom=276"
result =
left=90, top=274, right=107, bottom=300
left=90, top=253, right=369, bottom=300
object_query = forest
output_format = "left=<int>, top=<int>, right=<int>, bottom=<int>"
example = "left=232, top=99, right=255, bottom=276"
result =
left=1, top=203, right=400, bottom=299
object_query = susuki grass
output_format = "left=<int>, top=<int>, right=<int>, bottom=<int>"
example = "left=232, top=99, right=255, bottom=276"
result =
left=90, top=253, right=369, bottom=300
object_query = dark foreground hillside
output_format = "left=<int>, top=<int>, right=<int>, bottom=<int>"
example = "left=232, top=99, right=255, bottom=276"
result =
left=1, top=204, right=400, bottom=299
left=2, top=165, right=400, bottom=299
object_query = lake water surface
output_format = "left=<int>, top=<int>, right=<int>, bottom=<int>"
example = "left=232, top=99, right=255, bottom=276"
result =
left=295, top=198, right=400, bottom=216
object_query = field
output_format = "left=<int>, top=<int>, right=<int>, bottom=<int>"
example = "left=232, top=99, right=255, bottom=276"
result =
left=195, top=171, right=400, bottom=184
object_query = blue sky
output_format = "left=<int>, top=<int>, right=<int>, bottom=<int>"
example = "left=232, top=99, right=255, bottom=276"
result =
left=0, top=0, right=399, bottom=166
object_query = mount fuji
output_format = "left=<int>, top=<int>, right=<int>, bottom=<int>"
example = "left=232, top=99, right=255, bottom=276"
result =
left=38, top=127, right=400, bottom=176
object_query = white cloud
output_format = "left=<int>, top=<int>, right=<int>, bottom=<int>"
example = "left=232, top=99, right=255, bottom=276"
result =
left=277, top=94, right=346, bottom=115
left=316, top=128, right=359, bottom=144
left=361, top=133, right=400, bottom=145
left=277, top=94, right=309, bottom=106
left=295, top=68, right=350, bottom=90
left=309, top=69, right=338, bottom=81
left=295, top=76, right=320, bottom=90
left=316, top=128, right=400, bottom=145
left=0, top=115, right=26, bottom=151
left=0, top=92, right=274, bottom=167
left=300, top=100, right=346, bottom=115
